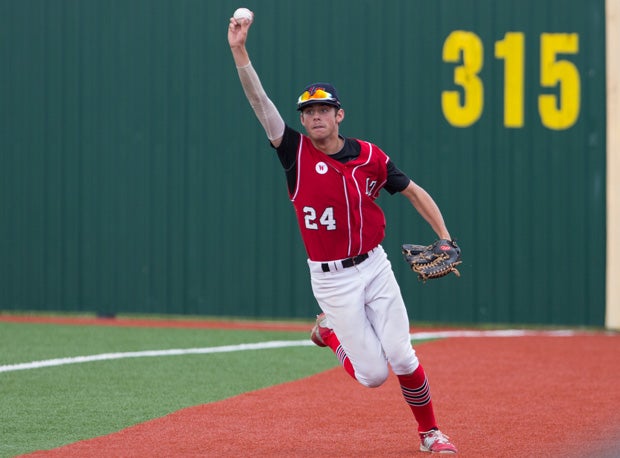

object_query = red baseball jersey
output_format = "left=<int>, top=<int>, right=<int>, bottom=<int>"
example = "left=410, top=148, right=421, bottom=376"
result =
left=290, top=134, right=389, bottom=261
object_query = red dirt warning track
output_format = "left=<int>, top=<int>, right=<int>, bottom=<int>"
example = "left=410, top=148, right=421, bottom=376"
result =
left=20, top=331, right=620, bottom=458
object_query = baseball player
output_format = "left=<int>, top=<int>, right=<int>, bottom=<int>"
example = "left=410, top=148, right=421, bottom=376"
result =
left=228, top=11, right=457, bottom=454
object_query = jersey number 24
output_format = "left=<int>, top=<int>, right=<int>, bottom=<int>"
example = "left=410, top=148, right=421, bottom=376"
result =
left=303, top=206, right=336, bottom=231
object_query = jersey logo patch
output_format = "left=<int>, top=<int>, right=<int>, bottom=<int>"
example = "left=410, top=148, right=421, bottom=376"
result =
left=315, top=162, right=328, bottom=175
left=366, top=178, right=378, bottom=196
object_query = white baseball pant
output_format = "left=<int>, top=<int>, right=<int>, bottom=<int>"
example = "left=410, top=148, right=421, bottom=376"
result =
left=307, top=245, right=420, bottom=387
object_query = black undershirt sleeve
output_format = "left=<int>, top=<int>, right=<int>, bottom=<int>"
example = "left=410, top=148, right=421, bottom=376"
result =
left=384, top=161, right=411, bottom=194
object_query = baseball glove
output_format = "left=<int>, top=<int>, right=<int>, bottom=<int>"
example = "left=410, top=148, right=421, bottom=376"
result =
left=402, top=239, right=462, bottom=282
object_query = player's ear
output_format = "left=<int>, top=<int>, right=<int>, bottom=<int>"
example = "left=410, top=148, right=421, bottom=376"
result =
left=336, top=108, right=345, bottom=123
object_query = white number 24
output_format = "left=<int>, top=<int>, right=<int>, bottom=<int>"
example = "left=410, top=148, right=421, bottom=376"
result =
left=303, top=206, right=336, bottom=231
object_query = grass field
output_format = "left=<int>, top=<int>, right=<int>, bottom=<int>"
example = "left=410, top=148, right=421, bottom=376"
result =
left=2, top=315, right=618, bottom=457
left=0, top=319, right=340, bottom=457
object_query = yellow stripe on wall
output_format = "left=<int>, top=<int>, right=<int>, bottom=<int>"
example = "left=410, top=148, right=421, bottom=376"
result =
left=606, top=0, right=620, bottom=330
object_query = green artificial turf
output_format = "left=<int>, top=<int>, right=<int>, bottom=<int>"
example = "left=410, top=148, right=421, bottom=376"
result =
left=0, top=322, right=338, bottom=457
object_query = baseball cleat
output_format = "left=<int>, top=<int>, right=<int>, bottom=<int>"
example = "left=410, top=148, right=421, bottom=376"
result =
left=419, top=429, right=457, bottom=454
left=310, top=313, right=333, bottom=347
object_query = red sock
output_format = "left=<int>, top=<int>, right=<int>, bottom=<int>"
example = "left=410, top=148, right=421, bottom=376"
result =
left=323, top=331, right=357, bottom=380
left=397, top=364, right=438, bottom=433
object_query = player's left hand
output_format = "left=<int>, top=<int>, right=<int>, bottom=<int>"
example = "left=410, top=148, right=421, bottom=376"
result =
left=402, top=239, right=462, bottom=282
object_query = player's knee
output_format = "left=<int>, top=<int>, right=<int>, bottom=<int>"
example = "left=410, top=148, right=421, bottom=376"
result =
left=356, top=366, right=389, bottom=388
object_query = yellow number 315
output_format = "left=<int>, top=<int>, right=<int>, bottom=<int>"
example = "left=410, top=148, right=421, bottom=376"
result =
left=442, top=31, right=580, bottom=130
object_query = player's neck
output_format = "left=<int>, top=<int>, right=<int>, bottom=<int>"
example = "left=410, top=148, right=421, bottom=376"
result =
left=312, top=135, right=344, bottom=156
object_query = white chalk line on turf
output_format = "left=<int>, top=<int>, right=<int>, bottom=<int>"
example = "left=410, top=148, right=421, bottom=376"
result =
left=0, top=340, right=315, bottom=374
left=0, top=329, right=581, bottom=374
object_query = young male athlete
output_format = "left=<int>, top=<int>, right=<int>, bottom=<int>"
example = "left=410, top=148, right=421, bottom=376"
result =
left=228, top=11, right=458, bottom=454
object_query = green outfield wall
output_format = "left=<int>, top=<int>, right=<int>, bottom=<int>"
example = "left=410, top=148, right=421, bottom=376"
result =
left=0, top=0, right=610, bottom=326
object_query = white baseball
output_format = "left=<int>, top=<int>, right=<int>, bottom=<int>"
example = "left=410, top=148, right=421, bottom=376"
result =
left=233, top=7, right=253, bottom=23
